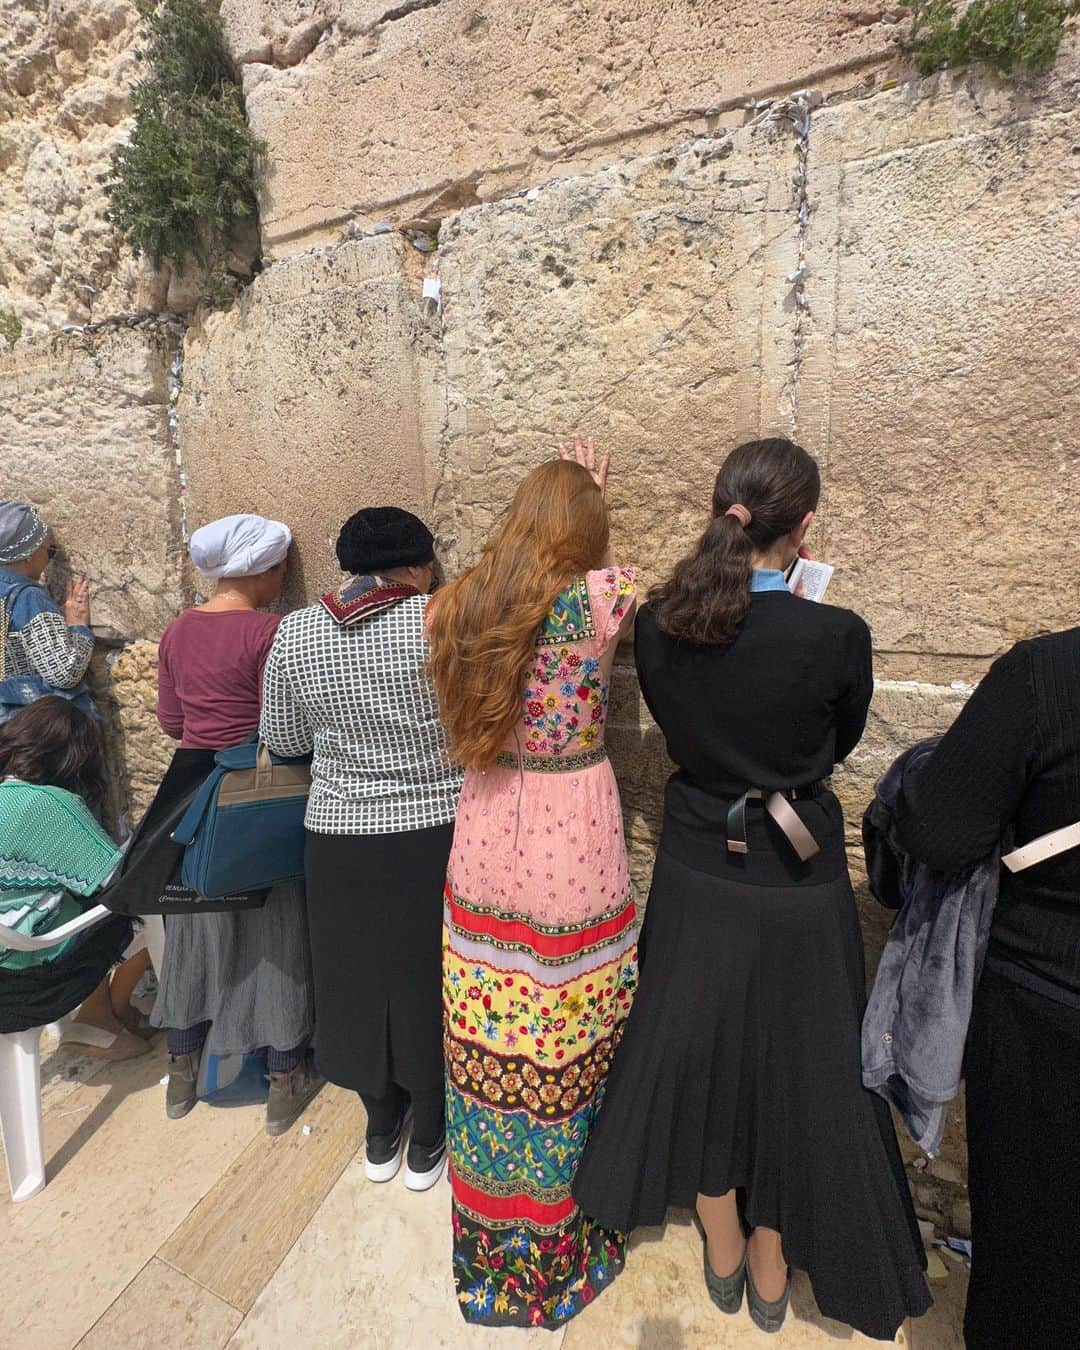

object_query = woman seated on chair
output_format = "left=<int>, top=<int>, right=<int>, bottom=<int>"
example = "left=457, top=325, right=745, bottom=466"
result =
left=0, top=696, right=144, bottom=1051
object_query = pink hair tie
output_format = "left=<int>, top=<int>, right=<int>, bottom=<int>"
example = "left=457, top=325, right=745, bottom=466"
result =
left=724, top=504, right=752, bottom=528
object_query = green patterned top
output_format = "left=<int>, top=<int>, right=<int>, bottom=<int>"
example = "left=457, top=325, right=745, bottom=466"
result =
left=0, top=779, right=122, bottom=896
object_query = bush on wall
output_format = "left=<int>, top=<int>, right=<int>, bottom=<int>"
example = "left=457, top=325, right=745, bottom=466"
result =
left=103, top=0, right=264, bottom=281
left=0, top=311, right=21, bottom=348
left=909, top=0, right=1080, bottom=76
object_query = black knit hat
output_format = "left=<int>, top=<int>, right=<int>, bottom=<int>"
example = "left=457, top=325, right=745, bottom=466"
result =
left=336, top=507, right=435, bottom=575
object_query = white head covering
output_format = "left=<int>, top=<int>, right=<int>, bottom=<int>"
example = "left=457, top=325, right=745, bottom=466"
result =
left=189, top=514, right=292, bottom=579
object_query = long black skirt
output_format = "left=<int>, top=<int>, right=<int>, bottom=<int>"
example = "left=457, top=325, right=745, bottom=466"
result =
left=573, top=791, right=930, bottom=1342
left=0, top=911, right=133, bottom=1033
left=964, top=966, right=1080, bottom=1349
left=304, top=824, right=453, bottom=1098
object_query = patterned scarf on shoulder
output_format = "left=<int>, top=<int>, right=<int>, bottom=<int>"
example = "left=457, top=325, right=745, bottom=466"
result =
left=319, top=574, right=421, bottom=627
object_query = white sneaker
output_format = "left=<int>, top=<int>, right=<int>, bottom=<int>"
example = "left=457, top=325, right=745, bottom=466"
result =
left=404, top=1135, right=447, bottom=1192
left=363, top=1111, right=410, bottom=1183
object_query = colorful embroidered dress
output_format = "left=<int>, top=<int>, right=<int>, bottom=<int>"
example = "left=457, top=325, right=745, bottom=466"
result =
left=444, top=567, right=639, bottom=1328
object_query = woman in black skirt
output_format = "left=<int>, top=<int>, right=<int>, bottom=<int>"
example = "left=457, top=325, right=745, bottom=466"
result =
left=260, top=508, right=463, bottom=1190
left=573, top=439, right=930, bottom=1339
left=893, top=628, right=1080, bottom=1349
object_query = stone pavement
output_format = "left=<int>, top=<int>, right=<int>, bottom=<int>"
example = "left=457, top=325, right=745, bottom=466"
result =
left=2, top=1034, right=966, bottom=1350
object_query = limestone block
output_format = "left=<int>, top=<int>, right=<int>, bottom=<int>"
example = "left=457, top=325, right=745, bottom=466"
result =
left=800, top=45, right=1080, bottom=670
left=0, top=0, right=167, bottom=332
left=834, top=678, right=969, bottom=842
left=178, top=233, right=441, bottom=606
left=436, top=128, right=801, bottom=578
left=0, top=328, right=185, bottom=638
left=110, top=640, right=173, bottom=819
left=228, top=0, right=908, bottom=251
left=841, top=678, right=970, bottom=1001
left=220, top=0, right=331, bottom=68
left=606, top=659, right=669, bottom=901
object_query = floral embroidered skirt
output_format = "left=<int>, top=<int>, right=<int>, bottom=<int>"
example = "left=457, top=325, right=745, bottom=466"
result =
left=443, top=760, right=639, bottom=1328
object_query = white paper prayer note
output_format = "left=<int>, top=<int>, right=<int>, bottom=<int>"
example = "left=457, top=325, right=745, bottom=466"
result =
left=787, top=557, right=834, bottom=602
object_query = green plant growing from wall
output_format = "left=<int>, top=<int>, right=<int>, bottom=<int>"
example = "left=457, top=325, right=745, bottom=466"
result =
left=0, top=310, right=21, bottom=348
left=908, top=0, right=1080, bottom=76
left=103, top=0, right=264, bottom=288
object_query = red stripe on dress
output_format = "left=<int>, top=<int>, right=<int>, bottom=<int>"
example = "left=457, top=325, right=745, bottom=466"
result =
left=452, top=1173, right=577, bottom=1226
left=446, top=891, right=635, bottom=959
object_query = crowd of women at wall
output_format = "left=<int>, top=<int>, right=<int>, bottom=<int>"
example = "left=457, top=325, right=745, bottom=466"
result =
left=0, top=432, right=1076, bottom=1349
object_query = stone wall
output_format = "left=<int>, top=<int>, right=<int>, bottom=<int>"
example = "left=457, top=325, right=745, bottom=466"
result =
left=433, top=130, right=794, bottom=574
left=805, top=64, right=1080, bottom=678
left=221, top=0, right=910, bottom=253
left=0, top=323, right=185, bottom=812
left=110, top=640, right=175, bottom=818
left=0, top=0, right=170, bottom=335
left=0, top=325, right=185, bottom=638
left=178, top=232, right=441, bottom=604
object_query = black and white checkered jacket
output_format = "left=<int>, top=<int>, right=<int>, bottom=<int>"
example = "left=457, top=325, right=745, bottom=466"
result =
left=259, top=594, right=462, bottom=835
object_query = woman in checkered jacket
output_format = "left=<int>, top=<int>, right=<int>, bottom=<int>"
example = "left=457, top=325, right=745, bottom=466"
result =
left=261, top=507, right=464, bottom=1193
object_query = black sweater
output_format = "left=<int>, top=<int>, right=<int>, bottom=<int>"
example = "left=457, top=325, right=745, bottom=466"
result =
left=894, top=629, right=1080, bottom=1007
left=635, top=591, right=874, bottom=795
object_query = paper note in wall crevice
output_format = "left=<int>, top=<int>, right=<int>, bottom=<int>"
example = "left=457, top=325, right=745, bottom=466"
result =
left=787, top=557, right=834, bottom=603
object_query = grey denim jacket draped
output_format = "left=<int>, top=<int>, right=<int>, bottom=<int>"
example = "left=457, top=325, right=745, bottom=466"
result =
left=860, top=739, right=999, bottom=1157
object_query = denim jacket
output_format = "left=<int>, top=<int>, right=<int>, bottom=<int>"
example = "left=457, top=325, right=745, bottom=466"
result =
left=0, top=568, right=94, bottom=721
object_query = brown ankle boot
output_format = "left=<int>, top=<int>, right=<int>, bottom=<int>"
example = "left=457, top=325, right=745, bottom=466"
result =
left=265, top=1060, right=325, bottom=1136
left=165, top=1052, right=200, bottom=1120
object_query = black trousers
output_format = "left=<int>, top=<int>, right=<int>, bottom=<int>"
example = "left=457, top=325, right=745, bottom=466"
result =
left=361, top=1084, right=444, bottom=1149
left=964, top=966, right=1080, bottom=1349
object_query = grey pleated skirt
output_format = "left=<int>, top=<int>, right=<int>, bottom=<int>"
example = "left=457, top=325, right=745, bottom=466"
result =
left=151, top=881, right=315, bottom=1057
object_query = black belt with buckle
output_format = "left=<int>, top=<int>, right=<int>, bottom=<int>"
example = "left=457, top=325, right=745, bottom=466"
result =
left=726, top=783, right=824, bottom=862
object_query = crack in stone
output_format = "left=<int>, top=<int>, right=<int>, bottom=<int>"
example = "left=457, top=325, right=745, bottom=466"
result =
left=643, top=30, right=675, bottom=117
left=749, top=89, right=821, bottom=433
left=573, top=220, right=793, bottom=421
left=371, top=0, right=447, bottom=29
left=259, top=48, right=899, bottom=250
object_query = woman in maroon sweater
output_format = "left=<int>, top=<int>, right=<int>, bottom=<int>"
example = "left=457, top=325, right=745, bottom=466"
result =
left=151, top=514, right=322, bottom=1136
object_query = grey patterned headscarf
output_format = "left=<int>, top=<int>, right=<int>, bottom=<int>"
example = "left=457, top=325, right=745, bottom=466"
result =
left=0, top=501, right=48, bottom=564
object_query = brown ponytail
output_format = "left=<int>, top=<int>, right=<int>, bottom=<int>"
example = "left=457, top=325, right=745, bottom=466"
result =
left=650, top=437, right=821, bottom=645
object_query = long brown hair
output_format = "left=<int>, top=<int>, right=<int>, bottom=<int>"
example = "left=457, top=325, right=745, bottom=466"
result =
left=0, top=696, right=109, bottom=819
left=427, top=459, right=609, bottom=769
left=651, top=437, right=821, bottom=645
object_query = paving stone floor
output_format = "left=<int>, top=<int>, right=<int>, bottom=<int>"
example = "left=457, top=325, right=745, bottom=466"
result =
left=2, top=1033, right=967, bottom=1350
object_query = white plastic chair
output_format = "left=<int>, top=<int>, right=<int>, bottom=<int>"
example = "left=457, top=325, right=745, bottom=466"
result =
left=0, top=909, right=165, bottom=1202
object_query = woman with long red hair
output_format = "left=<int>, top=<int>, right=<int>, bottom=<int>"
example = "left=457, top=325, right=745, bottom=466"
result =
left=427, top=438, right=638, bottom=1328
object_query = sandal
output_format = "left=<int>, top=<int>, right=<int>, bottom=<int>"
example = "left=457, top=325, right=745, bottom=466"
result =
left=57, top=1018, right=151, bottom=1061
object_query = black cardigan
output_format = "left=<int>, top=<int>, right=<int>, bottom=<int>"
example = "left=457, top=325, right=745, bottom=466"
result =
left=635, top=591, right=873, bottom=794
left=894, top=629, right=1080, bottom=1007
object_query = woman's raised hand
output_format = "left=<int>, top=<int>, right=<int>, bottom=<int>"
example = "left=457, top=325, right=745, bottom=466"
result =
left=63, top=575, right=91, bottom=629
left=557, top=434, right=610, bottom=496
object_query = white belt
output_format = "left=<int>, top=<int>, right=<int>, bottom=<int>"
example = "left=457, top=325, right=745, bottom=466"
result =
left=1001, top=820, right=1080, bottom=874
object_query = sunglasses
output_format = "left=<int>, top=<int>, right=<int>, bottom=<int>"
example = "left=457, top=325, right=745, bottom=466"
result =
left=46, top=544, right=58, bottom=560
